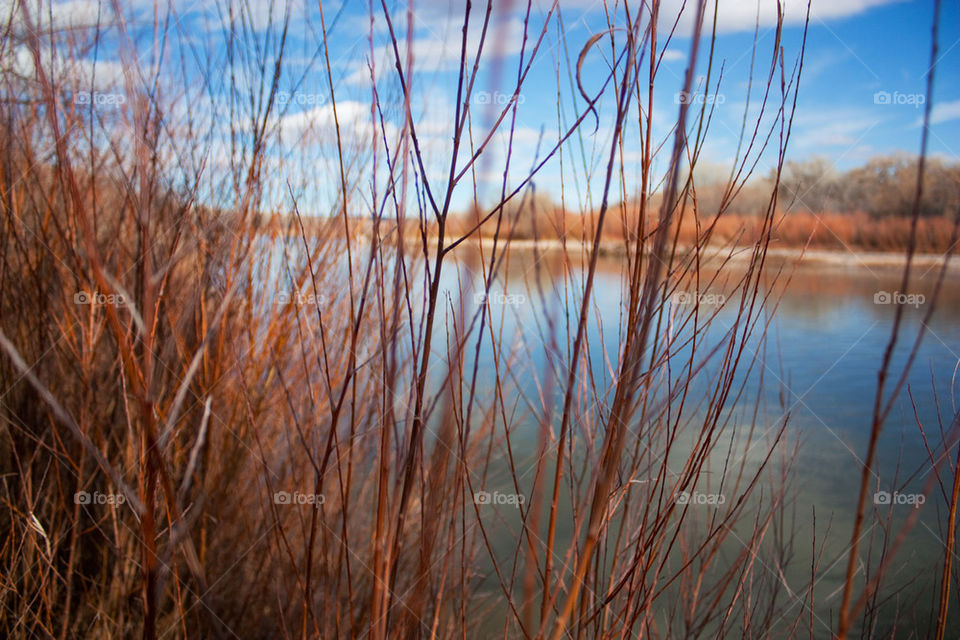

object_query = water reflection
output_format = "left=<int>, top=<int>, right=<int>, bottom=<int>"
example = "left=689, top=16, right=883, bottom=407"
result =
left=450, top=244, right=960, bottom=636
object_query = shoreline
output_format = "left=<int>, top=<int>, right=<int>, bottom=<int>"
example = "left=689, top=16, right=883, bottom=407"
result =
left=441, top=237, right=958, bottom=270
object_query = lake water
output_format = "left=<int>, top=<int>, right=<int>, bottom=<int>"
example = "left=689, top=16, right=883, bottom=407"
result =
left=441, top=246, right=960, bottom=637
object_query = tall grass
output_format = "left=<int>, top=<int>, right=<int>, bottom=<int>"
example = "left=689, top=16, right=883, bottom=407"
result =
left=0, top=1, right=956, bottom=638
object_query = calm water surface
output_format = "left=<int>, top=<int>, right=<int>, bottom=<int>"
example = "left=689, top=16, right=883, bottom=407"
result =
left=448, top=249, right=960, bottom=637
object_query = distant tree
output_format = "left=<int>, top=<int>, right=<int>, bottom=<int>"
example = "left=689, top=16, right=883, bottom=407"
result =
left=839, top=154, right=959, bottom=218
left=767, top=154, right=958, bottom=218
left=776, top=156, right=838, bottom=213
left=501, top=190, right=566, bottom=240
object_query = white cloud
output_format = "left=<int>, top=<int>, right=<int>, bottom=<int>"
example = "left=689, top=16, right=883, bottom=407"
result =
left=791, top=107, right=881, bottom=149
left=4, top=44, right=127, bottom=92
left=912, top=99, right=960, bottom=127
left=692, top=0, right=902, bottom=34
left=661, top=49, right=685, bottom=62
left=345, top=14, right=529, bottom=86
left=1, top=0, right=113, bottom=31
left=526, top=0, right=902, bottom=34
left=276, top=100, right=395, bottom=146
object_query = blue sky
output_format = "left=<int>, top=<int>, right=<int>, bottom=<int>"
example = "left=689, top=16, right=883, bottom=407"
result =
left=16, top=0, right=960, bottom=213
left=780, top=0, right=959, bottom=163
left=314, top=0, right=960, bottom=210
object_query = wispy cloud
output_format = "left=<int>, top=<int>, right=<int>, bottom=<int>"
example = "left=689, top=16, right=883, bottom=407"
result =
left=550, top=0, right=904, bottom=34
left=912, top=99, right=960, bottom=127
left=791, top=107, right=881, bottom=150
